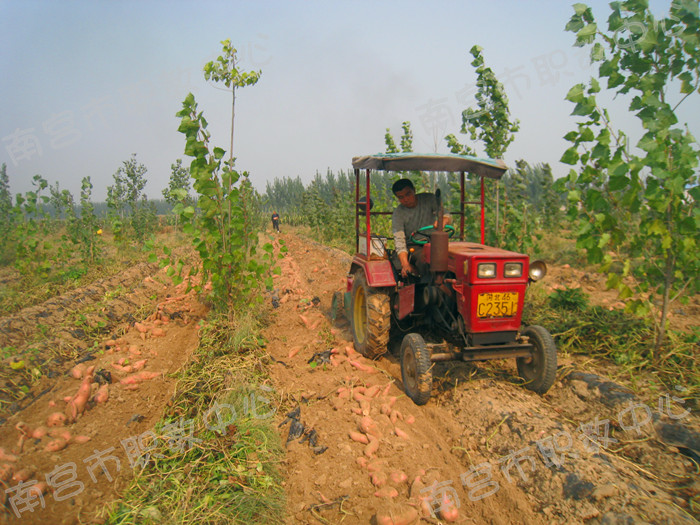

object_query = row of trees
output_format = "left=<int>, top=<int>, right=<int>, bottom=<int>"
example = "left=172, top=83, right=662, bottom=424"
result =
left=262, top=156, right=563, bottom=254
left=0, top=155, right=195, bottom=282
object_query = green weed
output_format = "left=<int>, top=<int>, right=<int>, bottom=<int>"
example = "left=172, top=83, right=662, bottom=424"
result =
left=103, top=310, right=285, bottom=525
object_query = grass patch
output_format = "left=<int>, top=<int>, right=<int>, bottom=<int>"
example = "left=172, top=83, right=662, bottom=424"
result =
left=103, top=309, right=285, bottom=525
left=524, top=284, right=699, bottom=406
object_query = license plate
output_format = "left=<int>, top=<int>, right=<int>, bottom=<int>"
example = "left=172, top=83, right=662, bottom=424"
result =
left=477, top=292, right=518, bottom=318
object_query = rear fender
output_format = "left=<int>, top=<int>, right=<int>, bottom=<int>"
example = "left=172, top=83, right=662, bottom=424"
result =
left=349, top=256, right=397, bottom=288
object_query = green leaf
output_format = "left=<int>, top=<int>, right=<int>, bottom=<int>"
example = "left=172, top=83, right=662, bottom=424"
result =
left=591, top=43, right=605, bottom=62
left=608, top=175, right=629, bottom=191
left=565, top=84, right=586, bottom=103
left=573, top=3, right=589, bottom=15
left=561, top=147, right=580, bottom=165
left=577, top=22, right=598, bottom=38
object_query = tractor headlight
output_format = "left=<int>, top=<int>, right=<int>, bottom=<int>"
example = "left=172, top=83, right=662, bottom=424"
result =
left=504, top=262, right=523, bottom=278
left=529, top=260, right=547, bottom=281
left=477, top=263, right=496, bottom=278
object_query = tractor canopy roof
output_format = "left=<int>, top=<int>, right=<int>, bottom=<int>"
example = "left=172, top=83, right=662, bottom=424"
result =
left=352, top=152, right=508, bottom=179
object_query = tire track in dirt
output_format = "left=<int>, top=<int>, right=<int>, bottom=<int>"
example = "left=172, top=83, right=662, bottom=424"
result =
left=265, top=232, right=541, bottom=524
left=264, top=230, right=698, bottom=525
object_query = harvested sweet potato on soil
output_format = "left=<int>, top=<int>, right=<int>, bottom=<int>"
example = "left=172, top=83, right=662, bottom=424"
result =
left=375, top=505, right=419, bottom=525
left=46, top=412, right=66, bottom=427
left=349, top=431, right=369, bottom=444
left=44, top=438, right=67, bottom=452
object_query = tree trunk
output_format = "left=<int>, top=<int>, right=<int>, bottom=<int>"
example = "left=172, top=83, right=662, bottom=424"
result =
left=654, top=251, right=674, bottom=357
left=230, top=87, right=236, bottom=162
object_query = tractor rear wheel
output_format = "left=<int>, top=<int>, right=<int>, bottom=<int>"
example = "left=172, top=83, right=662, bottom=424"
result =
left=350, top=271, right=390, bottom=359
left=517, top=325, right=557, bottom=394
left=401, top=333, right=433, bottom=405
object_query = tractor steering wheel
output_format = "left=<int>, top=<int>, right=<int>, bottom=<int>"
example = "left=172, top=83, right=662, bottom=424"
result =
left=409, top=224, right=456, bottom=245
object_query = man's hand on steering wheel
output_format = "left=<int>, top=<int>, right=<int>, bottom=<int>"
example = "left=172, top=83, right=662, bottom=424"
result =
left=409, top=223, right=456, bottom=244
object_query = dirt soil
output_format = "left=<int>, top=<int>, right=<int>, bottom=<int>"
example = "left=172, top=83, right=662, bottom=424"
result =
left=0, top=230, right=697, bottom=525
left=0, top=263, right=209, bottom=524
left=263, top=231, right=699, bottom=525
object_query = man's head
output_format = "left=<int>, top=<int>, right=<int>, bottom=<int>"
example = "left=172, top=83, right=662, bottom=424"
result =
left=392, top=178, right=417, bottom=208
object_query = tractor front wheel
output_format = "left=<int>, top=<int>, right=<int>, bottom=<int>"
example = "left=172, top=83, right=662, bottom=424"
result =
left=350, top=271, right=390, bottom=359
left=517, top=325, right=557, bottom=394
left=400, top=333, right=433, bottom=405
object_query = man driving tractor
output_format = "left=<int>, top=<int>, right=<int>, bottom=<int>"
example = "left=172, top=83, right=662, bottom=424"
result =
left=391, top=178, right=451, bottom=278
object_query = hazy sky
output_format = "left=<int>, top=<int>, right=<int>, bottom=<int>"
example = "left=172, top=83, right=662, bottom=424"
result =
left=1, top=0, right=697, bottom=201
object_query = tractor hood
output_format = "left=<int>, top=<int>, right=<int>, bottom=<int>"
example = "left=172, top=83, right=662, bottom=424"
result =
left=352, top=153, right=508, bottom=179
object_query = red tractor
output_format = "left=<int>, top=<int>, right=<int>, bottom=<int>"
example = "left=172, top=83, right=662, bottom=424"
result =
left=341, top=153, right=556, bottom=405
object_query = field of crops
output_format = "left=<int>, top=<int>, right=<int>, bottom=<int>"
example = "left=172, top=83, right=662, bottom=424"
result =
left=1, top=2, right=699, bottom=523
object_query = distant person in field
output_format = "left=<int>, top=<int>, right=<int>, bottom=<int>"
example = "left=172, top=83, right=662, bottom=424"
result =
left=392, top=178, right=450, bottom=278
left=271, top=211, right=280, bottom=232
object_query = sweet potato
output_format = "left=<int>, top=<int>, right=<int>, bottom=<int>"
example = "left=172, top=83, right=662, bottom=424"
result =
left=151, top=327, right=166, bottom=337
left=0, top=463, right=13, bottom=482
left=389, top=410, right=401, bottom=424
left=404, top=415, right=415, bottom=425
left=359, top=416, right=381, bottom=438
left=129, top=345, right=141, bottom=356
left=73, top=435, right=91, bottom=444
left=11, top=469, right=31, bottom=483
left=439, top=493, right=460, bottom=522
left=132, top=359, right=147, bottom=371
left=371, top=470, right=388, bottom=487
left=31, top=426, right=48, bottom=439
left=349, top=360, right=377, bottom=374
left=137, top=371, right=160, bottom=381
left=394, top=427, right=409, bottom=440
left=365, top=385, right=381, bottom=398
left=381, top=382, right=393, bottom=397
left=71, top=363, right=86, bottom=379
left=360, top=400, right=371, bottom=416
left=112, top=363, right=134, bottom=373
left=364, top=436, right=380, bottom=457
left=68, top=375, right=93, bottom=421
left=374, top=486, right=399, bottom=498
left=47, top=412, right=66, bottom=427
left=45, top=438, right=67, bottom=452
left=134, top=322, right=149, bottom=333
left=352, top=391, right=367, bottom=403
left=375, top=506, right=419, bottom=525
left=120, top=370, right=160, bottom=385
left=28, top=482, right=47, bottom=497
left=48, top=428, right=71, bottom=441
left=390, top=471, right=408, bottom=484
left=356, top=456, right=368, bottom=468
left=0, top=448, right=18, bottom=462
left=94, top=384, right=109, bottom=404
left=366, top=460, right=385, bottom=473
left=288, top=346, right=301, bottom=359
left=349, top=431, right=369, bottom=444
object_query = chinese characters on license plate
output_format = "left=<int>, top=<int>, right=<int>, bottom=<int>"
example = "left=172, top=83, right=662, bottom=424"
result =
left=477, top=292, right=518, bottom=318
